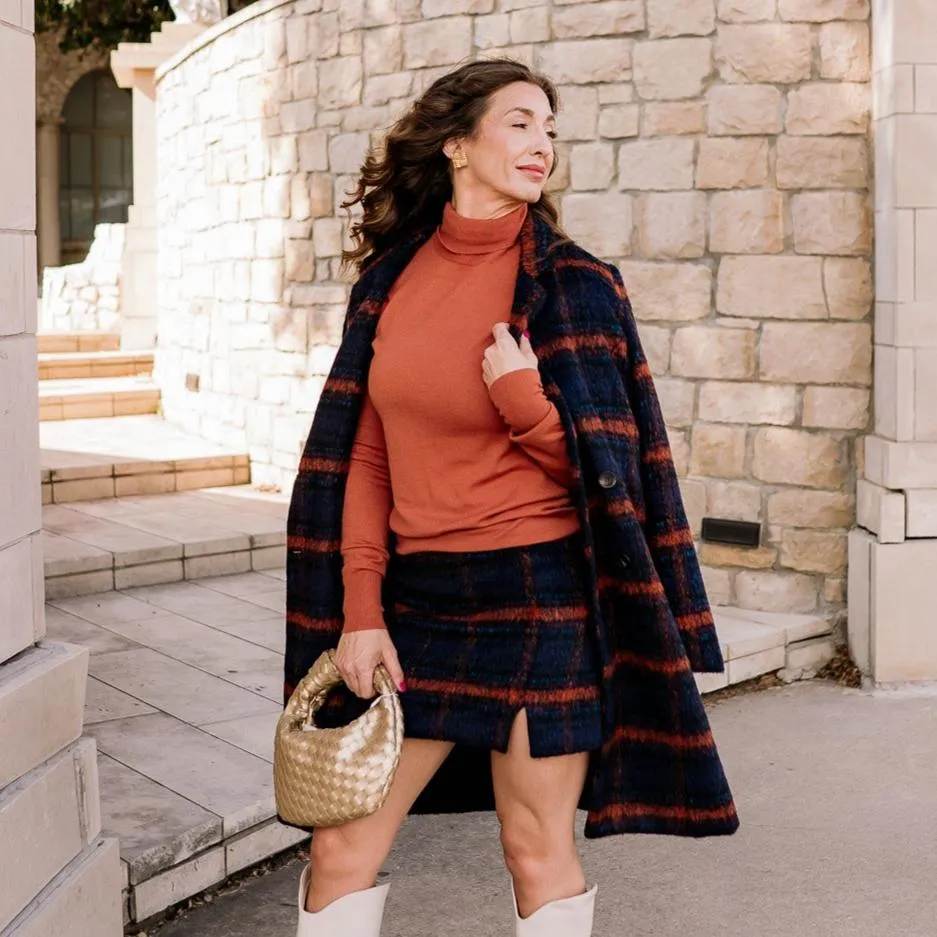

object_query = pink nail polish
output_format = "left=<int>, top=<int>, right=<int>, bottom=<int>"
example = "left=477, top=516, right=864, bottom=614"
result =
left=399, top=679, right=407, bottom=692
left=522, top=330, right=530, bottom=338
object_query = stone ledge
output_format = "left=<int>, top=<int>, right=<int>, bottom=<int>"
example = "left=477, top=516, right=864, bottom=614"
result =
left=697, top=606, right=833, bottom=693
left=154, top=0, right=294, bottom=83
left=0, top=641, right=89, bottom=789
left=0, top=738, right=102, bottom=931
left=38, top=376, right=160, bottom=422
left=4, top=837, right=123, bottom=937
left=129, top=820, right=306, bottom=924
left=37, top=332, right=120, bottom=354
left=42, top=487, right=287, bottom=597
left=40, top=414, right=252, bottom=504
left=38, top=350, right=154, bottom=381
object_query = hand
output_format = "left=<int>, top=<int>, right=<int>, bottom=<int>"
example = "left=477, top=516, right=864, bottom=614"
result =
left=334, top=628, right=406, bottom=698
left=482, top=323, right=538, bottom=389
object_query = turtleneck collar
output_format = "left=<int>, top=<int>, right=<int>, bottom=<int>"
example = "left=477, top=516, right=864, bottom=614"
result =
left=436, top=201, right=528, bottom=256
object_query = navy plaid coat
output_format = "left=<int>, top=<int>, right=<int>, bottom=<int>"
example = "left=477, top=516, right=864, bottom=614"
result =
left=285, top=209, right=739, bottom=838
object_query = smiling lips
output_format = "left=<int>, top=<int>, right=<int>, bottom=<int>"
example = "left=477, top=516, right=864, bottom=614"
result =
left=518, top=164, right=546, bottom=178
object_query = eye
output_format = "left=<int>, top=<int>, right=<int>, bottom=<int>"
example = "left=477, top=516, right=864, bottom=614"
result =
left=513, top=122, right=558, bottom=140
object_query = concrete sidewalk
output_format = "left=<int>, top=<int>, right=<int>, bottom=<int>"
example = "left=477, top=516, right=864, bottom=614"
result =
left=151, top=680, right=937, bottom=937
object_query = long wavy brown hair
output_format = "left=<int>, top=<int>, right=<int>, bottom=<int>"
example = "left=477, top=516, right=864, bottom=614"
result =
left=340, top=58, right=568, bottom=276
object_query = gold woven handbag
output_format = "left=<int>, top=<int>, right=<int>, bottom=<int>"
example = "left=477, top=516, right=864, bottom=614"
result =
left=274, top=649, right=404, bottom=828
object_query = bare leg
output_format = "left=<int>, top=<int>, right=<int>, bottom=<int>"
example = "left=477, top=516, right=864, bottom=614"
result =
left=305, top=736, right=455, bottom=911
left=491, top=710, right=590, bottom=919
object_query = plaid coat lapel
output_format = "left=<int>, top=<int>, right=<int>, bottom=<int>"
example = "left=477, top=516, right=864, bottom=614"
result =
left=285, top=209, right=738, bottom=838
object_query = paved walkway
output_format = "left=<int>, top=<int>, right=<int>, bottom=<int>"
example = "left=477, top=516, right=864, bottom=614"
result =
left=45, top=561, right=837, bottom=926
left=151, top=681, right=937, bottom=937
left=45, top=570, right=305, bottom=924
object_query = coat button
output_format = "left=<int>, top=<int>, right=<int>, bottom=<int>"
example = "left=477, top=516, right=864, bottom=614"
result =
left=598, top=471, right=617, bottom=489
left=617, top=554, right=632, bottom=570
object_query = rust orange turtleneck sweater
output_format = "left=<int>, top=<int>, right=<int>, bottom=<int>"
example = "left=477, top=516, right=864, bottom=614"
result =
left=340, top=200, right=580, bottom=632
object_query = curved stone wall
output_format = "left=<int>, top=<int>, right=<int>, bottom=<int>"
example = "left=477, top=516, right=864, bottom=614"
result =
left=154, top=0, right=873, bottom=620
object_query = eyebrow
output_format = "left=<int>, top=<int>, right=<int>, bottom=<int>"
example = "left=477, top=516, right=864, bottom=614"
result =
left=506, top=106, right=556, bottom=124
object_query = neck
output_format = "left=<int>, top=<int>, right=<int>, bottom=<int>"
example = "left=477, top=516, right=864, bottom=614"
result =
left=436, top=199, right=528, bottom=256
left=449, top=188, right=527, bottom=221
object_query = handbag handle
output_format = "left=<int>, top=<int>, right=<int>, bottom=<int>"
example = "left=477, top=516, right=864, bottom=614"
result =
left=293, top=649, right=398, bottom=728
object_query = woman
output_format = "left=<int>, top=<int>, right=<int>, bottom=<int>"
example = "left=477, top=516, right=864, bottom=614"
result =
left=284, top=58, right=738, bottom=937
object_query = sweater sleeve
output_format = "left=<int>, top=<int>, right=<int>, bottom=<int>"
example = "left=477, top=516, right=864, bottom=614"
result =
left=340, top=393, right=392, bottom=633
left=487, top=368, right=576, bottom=489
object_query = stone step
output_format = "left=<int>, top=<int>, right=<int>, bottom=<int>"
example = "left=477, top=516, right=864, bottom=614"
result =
left=37, top=331, right=121, bottom=354
left=42, top=487, right=288, bottom=599
left=780, top=634, right=838, bottom=681
left=5, top=837, right=123, bottom=937
left=43, top=569, right=833, bottom=925
left=38, top=350, right=154, bottom=382
left=700, top=606, right=834, bottom=693
left=0, top=642, right=89, bottom=790
left=40, top=415, right=250, bottom=504
left=0, top=739, right=102, bottom=932
left=39, top=376, right=160, bottom=422
left=45, top=571, right=301, bottom=925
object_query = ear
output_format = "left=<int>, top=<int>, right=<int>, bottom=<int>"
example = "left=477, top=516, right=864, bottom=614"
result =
left=442, top=137, right=463, bottom=160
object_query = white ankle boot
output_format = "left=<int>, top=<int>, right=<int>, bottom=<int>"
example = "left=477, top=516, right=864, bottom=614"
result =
left=512, top=883, right=598, bottom=936
left=296, top=864, right=390, bottom=937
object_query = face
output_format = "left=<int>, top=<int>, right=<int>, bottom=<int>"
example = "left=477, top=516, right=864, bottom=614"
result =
left=445, top=81, right=557, bottom=212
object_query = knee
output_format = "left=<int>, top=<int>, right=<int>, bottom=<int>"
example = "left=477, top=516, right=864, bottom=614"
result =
left=311, top=825, right=379, bottom=884
left=499, top=813, right=566, bottom=885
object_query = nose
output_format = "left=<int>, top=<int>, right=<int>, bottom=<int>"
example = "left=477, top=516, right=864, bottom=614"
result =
left=532, top=131, right=553, bottom=160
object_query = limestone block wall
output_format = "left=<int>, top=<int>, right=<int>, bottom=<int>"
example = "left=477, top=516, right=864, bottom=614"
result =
left=0, top=7, right=123, bottom=936
left=41, top=223, right=125, bottom=332
left=155, top=0, right=872, bottom=620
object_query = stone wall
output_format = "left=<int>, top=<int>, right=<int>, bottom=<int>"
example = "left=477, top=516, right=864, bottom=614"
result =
left=1, top=7, right=123, bottom=935
left=847, top=0, right=937, bottom=683
left=154, top=0, right=872, bottom=621
left=41, top=223, right=125, bottom=332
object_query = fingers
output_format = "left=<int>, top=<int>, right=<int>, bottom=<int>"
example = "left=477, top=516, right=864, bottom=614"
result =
left=490, top=324, right=535, bottom=357
left=342, top=661, right=375, bottom=698
left=491, top=322, right=514, bottom=348
left=482, top=358, right=493, bottom=387
left=335, top=635, right=378, bottom=698
left=335, top=631, right=408, bottom=698
left=381, top=639, right=407, bottom=691
left=519, top=332, right=537, bottom=364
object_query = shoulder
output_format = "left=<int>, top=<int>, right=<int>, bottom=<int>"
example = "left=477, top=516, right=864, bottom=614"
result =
left=545, top=241, right=629, bottom=333
left=547, top=241, right=625, bottom=299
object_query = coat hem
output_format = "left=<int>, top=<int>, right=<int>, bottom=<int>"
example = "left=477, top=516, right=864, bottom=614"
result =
left=583, top=812, right=740, bottom=839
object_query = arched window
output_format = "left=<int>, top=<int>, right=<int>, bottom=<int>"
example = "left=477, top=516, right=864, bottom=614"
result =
left=59, top=70, right=133, bottom=264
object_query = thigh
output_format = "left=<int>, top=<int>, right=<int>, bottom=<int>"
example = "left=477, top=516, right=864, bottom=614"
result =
left=490, top=709, right=589, bottom=837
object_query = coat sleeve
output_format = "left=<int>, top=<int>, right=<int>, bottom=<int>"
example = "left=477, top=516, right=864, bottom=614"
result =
left=606, top=265, right=725, bottom=674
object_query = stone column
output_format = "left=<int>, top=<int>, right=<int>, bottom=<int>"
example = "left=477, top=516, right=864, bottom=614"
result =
left=110, top=22, right=206, bottom=349
left=0, top=8, right=123, bottom=935
left=36, top=118, right=62, bottom=273
left=848, top=0, right=937, bottom=683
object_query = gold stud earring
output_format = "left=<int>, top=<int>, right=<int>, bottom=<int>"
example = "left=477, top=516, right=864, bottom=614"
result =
left=452, top=152, right=468, bottom=169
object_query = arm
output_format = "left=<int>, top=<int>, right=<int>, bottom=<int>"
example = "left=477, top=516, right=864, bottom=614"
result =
left=340, top=393, right=392, bottom=632
left=487, top=368, right=576, bottom=488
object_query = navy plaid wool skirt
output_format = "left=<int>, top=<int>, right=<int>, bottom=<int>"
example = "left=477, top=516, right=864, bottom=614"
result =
left=379, top=530, right=604, bottom=758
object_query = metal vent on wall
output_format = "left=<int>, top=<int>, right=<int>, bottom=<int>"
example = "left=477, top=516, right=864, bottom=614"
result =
left=700, top=518, right=761, bottom=548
